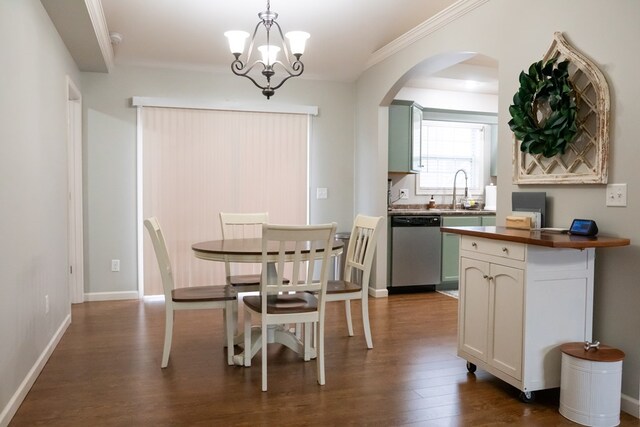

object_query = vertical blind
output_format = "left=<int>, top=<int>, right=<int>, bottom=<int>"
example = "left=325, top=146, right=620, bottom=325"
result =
left=142, top=107, right=308, bottom=296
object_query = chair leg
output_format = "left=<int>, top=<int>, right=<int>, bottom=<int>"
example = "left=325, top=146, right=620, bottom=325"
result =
left=317, top=320, right=325, bottom=385
left=261, top=320, right=268, bottom=392
left=362, top=296, right=373, bottom=349
left=161, top=308, right=173, bottom=368
left=244, top=308, right=252, bottom=367
left=344, top=300, right=354, bottom=336
left=303, top=322, right=312, bottom=361
left=224, top=301, right=236, bottom=365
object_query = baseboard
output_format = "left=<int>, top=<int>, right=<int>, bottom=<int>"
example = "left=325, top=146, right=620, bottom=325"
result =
left=621, top=393, right=640, bottom=419
left=0, top=314, right=71, bottom=427
left=369, top=287, right=388, bottom=298
left=84, top=291, right=139, bottom=301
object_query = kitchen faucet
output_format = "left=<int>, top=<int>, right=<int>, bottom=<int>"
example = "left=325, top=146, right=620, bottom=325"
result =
left=451, top=169, right=468, bottom=209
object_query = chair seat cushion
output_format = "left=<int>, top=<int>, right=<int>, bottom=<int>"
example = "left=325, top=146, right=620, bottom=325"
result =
left=172, top=285, right=237, bottom=302
left=327, top=280, right=362, bottom=294
left=244, top=292, right=318, bottom=314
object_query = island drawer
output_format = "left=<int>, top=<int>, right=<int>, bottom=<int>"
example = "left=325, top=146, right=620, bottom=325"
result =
left=460, top=236, right=525, bottom=261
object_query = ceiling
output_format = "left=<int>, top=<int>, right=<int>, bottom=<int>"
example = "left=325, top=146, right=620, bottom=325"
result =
left=42, top=0, right=497, bottom=92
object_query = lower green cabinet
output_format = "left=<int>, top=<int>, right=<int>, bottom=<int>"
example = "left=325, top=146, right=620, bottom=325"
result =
left=441, top=215, right=495, bottom=284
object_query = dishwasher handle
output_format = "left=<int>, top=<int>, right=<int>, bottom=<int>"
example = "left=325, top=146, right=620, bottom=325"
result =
left=391, top=216, right=441, bottom=227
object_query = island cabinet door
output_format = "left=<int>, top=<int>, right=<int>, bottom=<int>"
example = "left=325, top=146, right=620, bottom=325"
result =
left=458, top=257, right=490, bottom=362
left=488, top=264, right=524, bottom=381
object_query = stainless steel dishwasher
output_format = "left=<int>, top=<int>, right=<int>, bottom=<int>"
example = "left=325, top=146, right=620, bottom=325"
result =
left=390, top=216, right=442, bottom=288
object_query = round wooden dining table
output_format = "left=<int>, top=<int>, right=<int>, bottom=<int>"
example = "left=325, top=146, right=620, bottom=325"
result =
left=191, top=237, right=344, bottom=366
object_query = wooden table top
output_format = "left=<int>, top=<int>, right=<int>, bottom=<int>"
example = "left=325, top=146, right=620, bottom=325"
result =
left=192, top=238, right=344, bottom=262
left=439, top=226, right=630, bottom=249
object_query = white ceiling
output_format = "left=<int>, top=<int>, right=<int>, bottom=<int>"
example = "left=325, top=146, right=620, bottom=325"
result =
left=42, top=0, right=498, bottom=92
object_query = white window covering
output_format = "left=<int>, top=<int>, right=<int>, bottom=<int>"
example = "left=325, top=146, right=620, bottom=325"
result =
left=141, top=107, right=308, bottom=296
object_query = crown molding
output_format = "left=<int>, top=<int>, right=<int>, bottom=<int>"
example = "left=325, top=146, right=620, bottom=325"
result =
left=85, top=0, right=114, bottom=72
left=364, top=0, right=489, bottom=71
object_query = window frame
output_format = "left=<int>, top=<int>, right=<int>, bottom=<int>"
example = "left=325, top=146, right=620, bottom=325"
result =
left=417, top=108, right=497, bottom=197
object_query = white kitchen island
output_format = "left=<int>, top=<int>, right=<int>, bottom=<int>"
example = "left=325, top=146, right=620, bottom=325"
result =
left=439, top=226, right=630, bottom=402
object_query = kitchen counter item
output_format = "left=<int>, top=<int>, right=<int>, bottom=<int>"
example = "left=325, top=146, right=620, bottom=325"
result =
left=559, top=342, right=625, bottom=427
left=390, top=216, right=441, bottom=288
left=484, top=185, right=497, bottom=211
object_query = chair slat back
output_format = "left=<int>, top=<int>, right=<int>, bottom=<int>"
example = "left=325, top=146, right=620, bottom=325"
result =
left=220, top=212, right=269, bottom=278
left=220, top=212, right=268, bottom=240
left=261, top=223, right=337, bottom=299
left=144, top=217, right=175, bottom=301
left=343, top=215, right=383, bottom=285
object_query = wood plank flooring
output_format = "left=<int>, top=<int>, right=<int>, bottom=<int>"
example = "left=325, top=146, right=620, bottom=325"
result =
left=10, top=292, right=640, bottom=426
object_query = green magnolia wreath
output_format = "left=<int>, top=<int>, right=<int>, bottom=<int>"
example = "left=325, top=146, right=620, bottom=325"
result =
left=508, top=58, right=577, bottom=158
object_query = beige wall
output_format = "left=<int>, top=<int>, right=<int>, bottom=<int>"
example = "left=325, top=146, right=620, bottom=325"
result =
left=356, top=0, right=640, bottom=409
left=80, top=65, right=356, bottom=296
left=0, top=0, right=80, bottom=422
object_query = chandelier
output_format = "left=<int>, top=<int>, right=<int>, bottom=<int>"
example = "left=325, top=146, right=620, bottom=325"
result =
left=224, top=1, right=309, bottom=99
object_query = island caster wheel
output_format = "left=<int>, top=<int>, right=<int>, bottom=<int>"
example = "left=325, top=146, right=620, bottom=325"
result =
left=519, top=391, right=535, bottom=403
left=466, top=362, right=477, bottom=373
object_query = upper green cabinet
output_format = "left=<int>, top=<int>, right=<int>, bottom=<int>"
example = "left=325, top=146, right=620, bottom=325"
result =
left=388, top=101, right=423, bottom=173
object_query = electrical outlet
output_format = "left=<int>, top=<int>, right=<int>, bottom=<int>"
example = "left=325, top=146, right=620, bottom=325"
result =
left=45, top=295, right=49, bottom=314
left=606, top=183, right=627, bottom=207
left=399, top=189, right=409, bottom=199
left=316, top=187, right=328, bottom=199
left=111, top=259, right=120, bottom=272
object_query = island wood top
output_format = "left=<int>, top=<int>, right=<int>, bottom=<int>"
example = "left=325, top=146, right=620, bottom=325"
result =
left=439, top=226, right=630, bottom=249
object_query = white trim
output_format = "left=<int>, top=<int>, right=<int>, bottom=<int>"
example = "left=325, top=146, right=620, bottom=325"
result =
left=0, top=314, right=71, bottom=427
left=136, top=107, right=144, bottom=299
left=622, top=393, right=640, bottom=419
left=131, top=96, right=319, bottom=116
left=365, top=0, right=489, bottom=70
left=66, top=76, right=84, bottom=304
left=84, top=291, right=139, bottom=302
left=369, top=287, right=388, bottom=298
left=85, top=0, right=114, bottom=73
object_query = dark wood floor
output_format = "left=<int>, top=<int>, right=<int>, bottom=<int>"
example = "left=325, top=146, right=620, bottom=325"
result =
left=10, top=292, right=640, bottom=426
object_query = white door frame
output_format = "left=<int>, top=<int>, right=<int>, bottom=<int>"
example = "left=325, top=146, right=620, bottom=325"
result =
left=67, top=76, right=85, bottom=303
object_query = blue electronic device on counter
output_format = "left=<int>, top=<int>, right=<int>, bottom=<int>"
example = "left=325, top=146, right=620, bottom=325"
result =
left=569, top=219, right=598, bottom=236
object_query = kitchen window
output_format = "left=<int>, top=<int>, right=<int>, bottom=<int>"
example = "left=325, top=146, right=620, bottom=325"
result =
left=417, top=109, right=497, bottom=196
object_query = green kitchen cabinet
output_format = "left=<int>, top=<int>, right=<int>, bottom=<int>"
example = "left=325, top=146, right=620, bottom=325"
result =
left=388, top=100, right=423, bottom=173
left=441, top=216, right=482, bottom=283
left=482, top=216, right=496, bottom=226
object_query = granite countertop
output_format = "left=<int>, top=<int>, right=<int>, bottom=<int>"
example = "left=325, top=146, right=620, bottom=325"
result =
left=388, top=204, right=496, bottom=216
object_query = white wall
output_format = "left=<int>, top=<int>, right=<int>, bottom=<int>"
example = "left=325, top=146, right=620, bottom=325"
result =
left=356, top=0, right=640, bottom=411
left=0, top=0, right=80, bottom=423
left=80, top=65, right=356, bottom=296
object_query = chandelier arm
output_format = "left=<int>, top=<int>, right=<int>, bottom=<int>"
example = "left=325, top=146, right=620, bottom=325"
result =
left=230, top=60, right=270, bottom=91
left=268, top=62, right=304, bottom=91
left=270, top=21, right=295, bottom=66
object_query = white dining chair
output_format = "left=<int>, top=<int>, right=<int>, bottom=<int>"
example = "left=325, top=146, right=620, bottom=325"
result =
left=219, top=212, right=269, bottom=290
left=144, top=217, right=237, bottom=367
left=326, top=215, right=382, bottom=349
left=242, top=222, right=337, bottom=391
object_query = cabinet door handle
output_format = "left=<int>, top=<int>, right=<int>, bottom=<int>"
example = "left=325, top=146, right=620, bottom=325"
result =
left=502, top=247, right=509, bottom=253
left=472, top=242, right=478, bottom=248
left=483, top=274, right=488, bottom=279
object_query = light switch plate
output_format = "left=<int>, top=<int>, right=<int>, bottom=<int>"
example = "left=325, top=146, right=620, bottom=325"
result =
left=316, top=187, right=328, bottom=199
left=606, top=183, right=627, bottom=207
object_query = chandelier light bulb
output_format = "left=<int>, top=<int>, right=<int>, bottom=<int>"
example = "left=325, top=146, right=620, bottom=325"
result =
left=224, top=31, right=249, bottom=55
left=285, top=31, right=310, bottom=56
left=258, top=45, right=280, bottom=66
